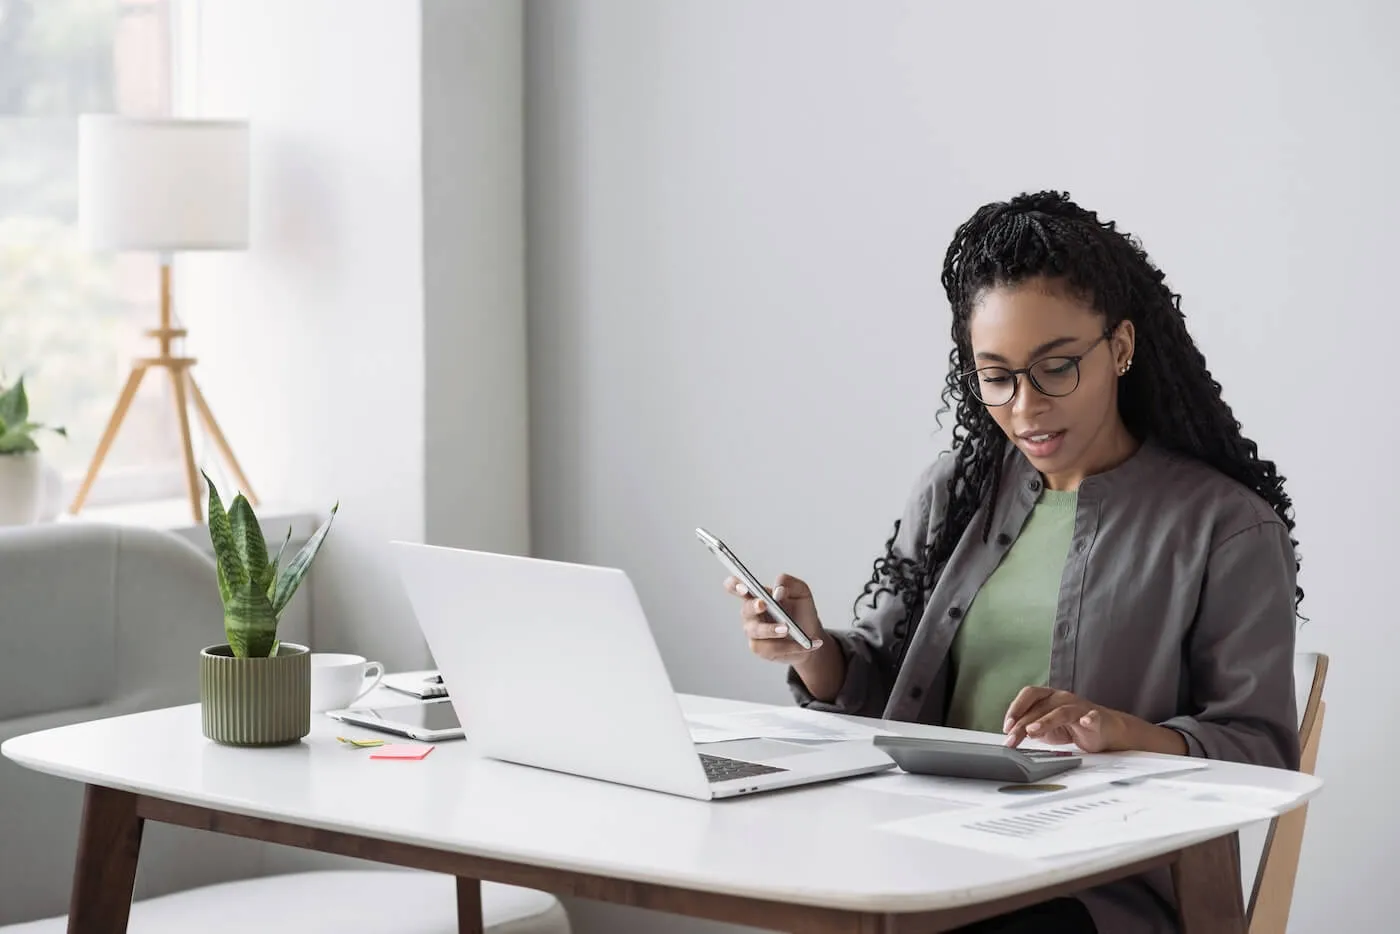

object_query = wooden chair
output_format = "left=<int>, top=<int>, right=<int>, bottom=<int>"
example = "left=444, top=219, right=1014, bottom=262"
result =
left=1246, top=651, right=1328, bottom=933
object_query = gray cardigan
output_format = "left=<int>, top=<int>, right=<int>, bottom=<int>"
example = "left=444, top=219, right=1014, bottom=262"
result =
left=789, top=440, right=1300, bottom=932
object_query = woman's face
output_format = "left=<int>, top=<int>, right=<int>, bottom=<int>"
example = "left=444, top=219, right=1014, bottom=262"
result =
left=965, top=278, right=1135, bottom=487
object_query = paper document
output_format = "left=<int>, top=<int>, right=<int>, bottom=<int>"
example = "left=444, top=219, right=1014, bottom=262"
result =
left=879, top=785, right=1272, bottom=859
left=848, top=754, right=1206, bottom=806
left=685, top=707, right=892, bottom=743
left=1074, top=750, right=1212, bottom=781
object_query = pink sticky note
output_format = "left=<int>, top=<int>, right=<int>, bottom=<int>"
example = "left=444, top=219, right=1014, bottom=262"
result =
left=370, top=743, right=434, bottom=760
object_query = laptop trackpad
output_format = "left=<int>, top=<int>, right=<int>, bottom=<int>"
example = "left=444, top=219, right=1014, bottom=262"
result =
left=703, top=738, right=823, bottom=761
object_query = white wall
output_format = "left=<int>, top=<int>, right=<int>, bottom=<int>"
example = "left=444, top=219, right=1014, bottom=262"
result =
left=422, top=0, right=531, bottom=555
left=526, top=1, right=1398, bottom=931
left=178, top=0, right=529, bottom=670
left=180, top=0, right=427, bottom=671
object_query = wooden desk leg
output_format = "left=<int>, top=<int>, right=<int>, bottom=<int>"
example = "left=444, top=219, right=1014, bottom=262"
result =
left=1172, top=833, right=1246, bottom=934
left=67, top=785, right=144, bottom=934
left=456, top=877, right=484, bottom=934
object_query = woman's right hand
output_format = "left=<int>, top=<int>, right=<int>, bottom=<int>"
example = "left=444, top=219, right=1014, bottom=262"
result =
left=724, top=573, right=826, bottom=663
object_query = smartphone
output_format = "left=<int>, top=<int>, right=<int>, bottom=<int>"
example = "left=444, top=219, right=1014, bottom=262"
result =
left=695, top=527, right=814, bottom=649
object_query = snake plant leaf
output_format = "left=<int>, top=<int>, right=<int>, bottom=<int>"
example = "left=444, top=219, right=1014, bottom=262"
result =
left=215, top=559, right=231, bottom=606
left=228, top=493, right=269, bottom=589
left=223, top=577, right=278, bottom=658
left=203, top=471, right=248, bottom=593
left=271, top=502, right=338, bottom=617
left=267, top=525, right=293, bottom=596
left=0, top=377, right=28, bottom=427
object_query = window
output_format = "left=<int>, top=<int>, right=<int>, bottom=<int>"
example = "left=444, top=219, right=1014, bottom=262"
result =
left=0, top=0, right=184, bottom=507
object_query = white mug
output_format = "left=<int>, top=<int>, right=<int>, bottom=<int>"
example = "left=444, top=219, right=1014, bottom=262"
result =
left=310, top=653, right=385, bottom=712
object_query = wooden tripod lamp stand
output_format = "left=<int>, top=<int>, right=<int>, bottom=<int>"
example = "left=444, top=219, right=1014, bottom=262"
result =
left=70, top=115, right=256, bottom=523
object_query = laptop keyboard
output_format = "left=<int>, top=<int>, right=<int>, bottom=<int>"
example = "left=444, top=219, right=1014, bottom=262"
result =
left=699, top=752, right=787, bottom=783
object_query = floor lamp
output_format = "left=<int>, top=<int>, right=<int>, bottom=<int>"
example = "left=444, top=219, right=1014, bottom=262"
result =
left=70, top=114, right=257, bottom=524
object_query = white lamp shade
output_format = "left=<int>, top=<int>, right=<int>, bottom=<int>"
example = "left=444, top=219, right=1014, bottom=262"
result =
left=78, top=115, right=250, bottom=252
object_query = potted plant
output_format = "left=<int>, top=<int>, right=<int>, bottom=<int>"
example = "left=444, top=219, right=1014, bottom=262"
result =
left=199, top=471, right=338, bottom=745
left=0, top=376, right=65, bottom=526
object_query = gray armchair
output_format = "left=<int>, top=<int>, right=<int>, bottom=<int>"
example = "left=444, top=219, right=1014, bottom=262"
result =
left=0, top=523, right=567, bottom=933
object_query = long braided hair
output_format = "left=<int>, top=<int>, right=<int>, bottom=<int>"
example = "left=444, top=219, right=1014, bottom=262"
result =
left=852, top=190, right=1303, bottom=642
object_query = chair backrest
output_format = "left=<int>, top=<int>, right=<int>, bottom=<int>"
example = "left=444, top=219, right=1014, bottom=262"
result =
left=1293, top=651, right=1327, bottom=752
left=1247, top=651, right=1328, bottom=933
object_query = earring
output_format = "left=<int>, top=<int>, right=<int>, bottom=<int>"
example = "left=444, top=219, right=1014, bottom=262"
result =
left=1119, top=359, right=1133, bottom=376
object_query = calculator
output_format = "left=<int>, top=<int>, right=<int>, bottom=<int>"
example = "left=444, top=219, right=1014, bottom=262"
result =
left=873, top=735, right=1084, bottom=783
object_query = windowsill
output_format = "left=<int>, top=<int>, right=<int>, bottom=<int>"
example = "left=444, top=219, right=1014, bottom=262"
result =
left=58, top=498, right=321, bottom=553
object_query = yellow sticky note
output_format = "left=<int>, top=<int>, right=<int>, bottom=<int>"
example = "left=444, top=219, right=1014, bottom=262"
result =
left=337, top=736, right=385, bottom=748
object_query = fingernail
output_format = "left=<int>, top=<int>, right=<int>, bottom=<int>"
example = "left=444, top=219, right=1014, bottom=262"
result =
left=755, top=599, right=766, bottom=612
left=773, top=585, right=786, bottom=599
left=812, top=640, right=823, bottom=648
left=1080, top=716, right=1093, bottom=726
left=1003, top=717, right=1014, bottom=731
left=774, top=625, right=787, bottom=635
left=737, top=584, right=749, bottom=596
left=1027, top=723, right=1041, bottom=733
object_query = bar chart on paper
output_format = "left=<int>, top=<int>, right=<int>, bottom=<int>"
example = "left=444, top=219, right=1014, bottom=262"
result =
left=971, top=795, right=1129, bottom=837
left=878, top=788, right=1273, bottom=859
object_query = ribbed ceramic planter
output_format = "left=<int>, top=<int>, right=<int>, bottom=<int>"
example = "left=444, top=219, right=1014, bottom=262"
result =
left=199, top=643, right=311, bottom=746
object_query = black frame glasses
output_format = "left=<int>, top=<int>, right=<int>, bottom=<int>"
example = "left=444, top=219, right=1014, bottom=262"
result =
left=961, top=329, right=1112, bottom=407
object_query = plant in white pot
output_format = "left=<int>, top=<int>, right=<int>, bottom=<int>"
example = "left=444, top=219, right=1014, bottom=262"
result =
left=200, top=471, right=338, bottom=745
left=0, top=376, right=65, bottom=526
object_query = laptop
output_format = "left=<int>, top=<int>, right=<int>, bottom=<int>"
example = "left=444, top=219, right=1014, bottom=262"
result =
left=388, top=542, right=895, bottom=800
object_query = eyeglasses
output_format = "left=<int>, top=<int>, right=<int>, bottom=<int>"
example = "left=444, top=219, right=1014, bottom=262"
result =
left=961, top=330, right=1111, bottom=407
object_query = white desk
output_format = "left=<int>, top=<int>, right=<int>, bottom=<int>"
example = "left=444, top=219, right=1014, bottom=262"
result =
left=1, top=693, right=1320, bottom=934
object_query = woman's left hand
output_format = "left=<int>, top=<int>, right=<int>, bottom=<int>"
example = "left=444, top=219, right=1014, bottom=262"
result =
left=1001, top=686, right=1188, bottom=755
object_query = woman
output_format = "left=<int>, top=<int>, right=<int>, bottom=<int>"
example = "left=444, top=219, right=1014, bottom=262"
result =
left=726, top=191, right=1301, bottom=933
